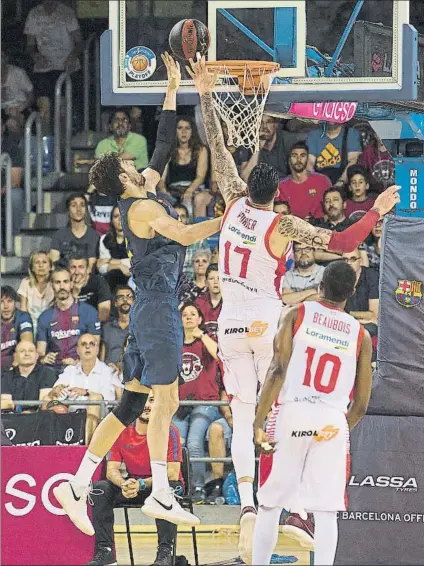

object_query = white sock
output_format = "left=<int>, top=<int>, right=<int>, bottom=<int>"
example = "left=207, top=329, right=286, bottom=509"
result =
left=314, top=511, right=338, bottom=565
left=230, top=398, right=256, bottom=509
left=151, top=461, right=169, bottom=492
left=252, top=505, right=282, bottom=565
left=73, top=451, right=102, bottom=492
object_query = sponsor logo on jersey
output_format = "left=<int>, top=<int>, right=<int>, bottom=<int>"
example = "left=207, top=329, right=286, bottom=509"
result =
left=1, top=340, right=17, bottom=351
left=51, top=329, right=81, bottom=340
left=394, top=279, right=422, bottom=308
left=224, top=327, right=249, bottom=335
left=349, top=475, right=418, bottom=492
left=291, top=425, right=339, bottom=441
left=227, top=223, right=257, bottom=244
left=247, top=321, right=269, bottom=338
left=305, top=327, right=349, bottom=349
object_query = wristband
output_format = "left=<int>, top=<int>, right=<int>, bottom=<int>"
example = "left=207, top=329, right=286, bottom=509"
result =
left=138, top=478, right=146, bottom=491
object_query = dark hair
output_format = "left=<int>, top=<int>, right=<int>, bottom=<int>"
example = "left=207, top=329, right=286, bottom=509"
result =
left=109, top=107, right=131, bottom=125
left=205, top=263, right=218, bottom=279
left=1, top=285, right=18, bottom=302
left=104, top=205, right=121, bottom=248
left=180, top=301, right=205, bottom=330
left=347, top=164, right=370, bottom=185
left=66, top=192, right=87, bottom=211
left=274, top=200, right=291, bottom=213
left=174, top=203, right=189, bottom=216
left=354, top=121, right=379, bottom=153
left=113, top=285, right=135, bottom=301
left=89, top=153, right=126, bottom=197
left=67, top=254, right=89, bottom=266
left=247, top=163, right=280, bottom=205
left=321, top=261, right=356, bottom=302
left=50, top=266, right=71, bottom=280
left=172, top=115, right=203, bottom=164
left=289, top=141, right=309, bottom=155
left=323, top=186, right=346, bottom=203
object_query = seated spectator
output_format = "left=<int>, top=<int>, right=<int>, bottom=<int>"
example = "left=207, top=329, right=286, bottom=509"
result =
left=1, top=111, right=24, bottom=237
left=345, top=165, right=376, bottom=221
left=89, top=394, right=180, bottom=566
left=360, top=219, right=382, bottom=270
left=37, top=268, right=100, bottom=374
left=101, top=286, right=134, bottom=371
left=97, top=205, right=131, bottom=291
left=313, top=187, right=352, bottom=265
left=68, top=255, right=112, bottom=323
left=307, top=122, right=361, bottom=185
left=240, top=115, right=288, bottom=181
left=50, top=193, right=99, bottom=271
left=1, top=341, right=56, bottom=412
left=195, top=263, right=222, bottom=338
left=1, top=286, right=33, bottom=370
left=86, top=186, right=117, bottom=236
left=273, top=200, right=291, bottom=215
left=179, top=249, right=211, bottom=303
left=277, top=142, right=331, bottom=220
left=174, top=204, right=210, bottom=280
left=24, top=0, right=83, bottom=130
left=159, top=115, right=208, bottom=211
left=18, top=250, right=54, bottom=334
left=43, top=334, right=122, bottom=441
left=281, top=243, right=325, bottom=305
left=1, top=49, right=34, bottom=133
left=95, top=108, right=148, bottom=171
left=356, top=122, right=395, bottom=192
left=173, top=303, right=224, bottom=504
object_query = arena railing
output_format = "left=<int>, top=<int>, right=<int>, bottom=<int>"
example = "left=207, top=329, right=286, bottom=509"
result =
left=54, top=73, right=73, bottom=174
left=83, top=34, right=101, bottom=133
left=24, top=111, right=43, bottom=214
left=1, top=152, right=13, bottom=255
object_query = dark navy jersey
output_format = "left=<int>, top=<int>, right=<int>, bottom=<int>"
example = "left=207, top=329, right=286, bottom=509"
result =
left=1, top=310, right=34, bottom=369
left=118, top=193, right=186, bottom=295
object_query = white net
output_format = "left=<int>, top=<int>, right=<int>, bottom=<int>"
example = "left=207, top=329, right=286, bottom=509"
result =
left=209, top=62, right=277, bottom=153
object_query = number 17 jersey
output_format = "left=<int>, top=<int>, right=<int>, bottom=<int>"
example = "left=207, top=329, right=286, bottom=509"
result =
left=219, top=198, right=294, bottom=304
left=279, top=301, right=365, bottom=412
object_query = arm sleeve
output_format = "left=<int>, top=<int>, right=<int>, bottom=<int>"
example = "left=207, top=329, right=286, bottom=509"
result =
left=148, top=110, right=177, bottom=176
left=327, top=209, right=380, bottom=254
left=83, top=304, right=101, bottom=335
left=36, top=313, right=48, bottom=342
left=18, top=312, right=34, bottom=335
left=109, top=436, right=123, bottom=462
left=167, top=425, right=182, bottom=463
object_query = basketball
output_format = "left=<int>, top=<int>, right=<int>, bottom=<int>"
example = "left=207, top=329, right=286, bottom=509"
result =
left=169, top=19, right=210, bottom=60
left=132, top=54, right=149, bottom=72
left=42, top=400, right=69, bottom=414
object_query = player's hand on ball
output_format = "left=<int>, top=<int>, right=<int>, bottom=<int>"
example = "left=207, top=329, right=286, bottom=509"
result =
left=162, top=52, right=181, bottom=91
left=186, top=53, right=217, bottom=96
left=373, top=185, right=401, bottom=217
left=254, top=427, right=276, bottom=454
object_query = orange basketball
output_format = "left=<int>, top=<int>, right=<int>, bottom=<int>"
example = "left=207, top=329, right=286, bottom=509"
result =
left=132, top=54, right=149, bottom=72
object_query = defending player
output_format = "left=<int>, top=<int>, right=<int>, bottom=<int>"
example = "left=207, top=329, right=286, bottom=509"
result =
left=252, top=261, right=373, bottom=565
left=187, top=54, right=399, bottom=562
left=53, top=53, right=221, bottom=534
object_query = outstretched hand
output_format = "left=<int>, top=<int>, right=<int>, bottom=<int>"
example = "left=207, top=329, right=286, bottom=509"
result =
left=186, top=53, right=217, bottom=96
left=161, top=52, right=181, bottom=91
left=373, top=184, right=401, bottom=217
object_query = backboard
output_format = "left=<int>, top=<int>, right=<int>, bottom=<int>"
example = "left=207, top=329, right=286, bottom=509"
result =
left=101, top=0, right=418, bottom=106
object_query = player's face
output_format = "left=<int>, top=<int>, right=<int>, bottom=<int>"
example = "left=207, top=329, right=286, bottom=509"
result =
left=182, top=306, right=202, bottom=329
left=1, top=295, right=16, bottom=322
left=176, top=120, right=192, bottom=144
left=119, top=159, right=143, bottom=187
left=68, top=197, right=86, bottom=222
left=342, top=251, right=362, bottom=273
left=294, top=244, right=315, bottom=268
left=52, top=272, right=72, bottom=300
left=139, top=394, right=154, bottom=423
left=111, top=207, right=122, bottom=232
left=193, top=254, right=210, bottom=276
left=77, top=335, right=99, bottom=361
left=111, top=112, right=130, bottom=137
left=260, top=115, right=277, bottom=141
left=206, top=271, right=220, bottom=294
left=349, top=174, right=368, bottom=199
left=289, top=148, right=308, bottom=173
left=324, top=191, right=345, bottom=220
left=15, top=342, right=38, bottom=367
left=32, top=253, right=51, bottom=278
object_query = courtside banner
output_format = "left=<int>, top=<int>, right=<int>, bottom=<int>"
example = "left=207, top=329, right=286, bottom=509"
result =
left=336, top=415, right=424, bottom=565
left=395, top=157, right=424, bottom=218
left=288, top=102, right=358, bottom=123
left=2, top=447, right=101, bottom=565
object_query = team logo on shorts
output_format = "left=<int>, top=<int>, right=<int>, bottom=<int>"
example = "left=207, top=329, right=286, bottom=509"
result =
left=314, top=425, right=340, bottom=442
left=247, top=321, right=268, bottom=338
left=125, top=47, right=156, bottom=81
left=395, top=279, right=422, bottom=308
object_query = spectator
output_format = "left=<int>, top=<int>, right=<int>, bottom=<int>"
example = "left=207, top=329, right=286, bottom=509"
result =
left=273, top=200, right=291, bottom=215
left=97, top=205, right=131, bottom=291
left=68, top=256, right=112, bottom=323
left=1, top=286, right=33, bottom=370
left=50, top=193, right=99, bottom=271
left=179, top=249, right=211, bottom=303
left=24, top=0, right=83, bottom=128
left=277, top=142, right=331, bottom=220
left=159, top=115, right=208, bottom=210
left=342, top=249, right=379, bottom=330
left=345, top=165, right=376, bottom=221
left=95, top=108, right=148, bottom=172
left=173, top=303, right=227, bottom=504
left=43, top=334, right=123, bottom=441
left=307, top=122, right=361, bottom=185
left=86, top=186, right=117, bottom=236
left=240, top=115, right=288, bottom=181
left=100, top=286, right=134, bottom=371
left=1, top=341, right=56, bottom=412
left=195, top=263, right=222, bottom=339
left=18, top=250, right=54, bottom=334
left=174, top=204, right=210, bottom=280
left=281, top=243, right=325, bottom=305
left=356, top=122, right=395, bottom=192
left=360, top=219, right=383, bottom=270
left=1, top=111, right=24, bottom=237
left=1, top=49, right=34, bottom=132
left=313, top=187, right=352, bottom=265
left=37, top=268, right=100, bottom=374
left=88, top=394, right=181, bottom=566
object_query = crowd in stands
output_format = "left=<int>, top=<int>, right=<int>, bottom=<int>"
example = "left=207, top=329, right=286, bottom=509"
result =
left=1, top=0, right=393, bottom=507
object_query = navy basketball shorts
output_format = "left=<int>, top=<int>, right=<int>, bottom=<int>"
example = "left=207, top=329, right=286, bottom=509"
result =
left=122, top=293, right=183, bottom=387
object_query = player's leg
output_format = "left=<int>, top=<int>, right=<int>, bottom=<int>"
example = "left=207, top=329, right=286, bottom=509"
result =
left=252, top=505, right=282, bottom=565
left=314, top=511, right=338, bottom=565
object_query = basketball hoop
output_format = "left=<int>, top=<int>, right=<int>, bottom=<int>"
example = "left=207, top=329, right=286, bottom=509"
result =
left=205, top=60, right=280, bottom=153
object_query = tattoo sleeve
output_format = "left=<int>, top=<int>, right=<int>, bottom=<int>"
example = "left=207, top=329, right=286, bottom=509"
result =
left=277, top=215, right=333, bottom=249
left=200, top=92, right=247, bottom=204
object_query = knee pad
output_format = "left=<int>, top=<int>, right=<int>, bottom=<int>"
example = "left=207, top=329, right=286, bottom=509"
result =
left=112, top=390, right=149, bottom=427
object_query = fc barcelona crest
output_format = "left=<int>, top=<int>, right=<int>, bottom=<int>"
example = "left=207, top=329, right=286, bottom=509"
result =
left=394, top=279, right=423, bottom=308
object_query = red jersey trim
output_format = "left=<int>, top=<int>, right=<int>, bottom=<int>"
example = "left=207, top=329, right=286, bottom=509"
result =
left=356, top=324, right=366, bottom=360
left=220, top=198, right=239, bottom=230
left=264, top=215, right=290, bottom=299
left=293, top=303, right=305, bottom=337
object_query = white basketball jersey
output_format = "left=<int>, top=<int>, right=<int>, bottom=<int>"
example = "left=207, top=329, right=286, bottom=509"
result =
left=219, top=198, right=293, bottom=303
left=279, top=301, right=365, bottom=412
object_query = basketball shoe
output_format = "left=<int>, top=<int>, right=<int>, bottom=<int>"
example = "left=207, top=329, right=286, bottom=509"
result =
left=282, top=512, right=314, bottom=549
left=238, top=506, right=257, bottom=564
left=142, top=487, right=200, bottom=526
left=53, top=481, right=95, bottom=536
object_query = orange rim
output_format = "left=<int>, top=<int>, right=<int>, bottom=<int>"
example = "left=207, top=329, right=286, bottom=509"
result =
left=205, top=60, right=280, bottom=94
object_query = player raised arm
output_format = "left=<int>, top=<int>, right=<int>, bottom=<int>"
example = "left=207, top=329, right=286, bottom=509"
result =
left=346, top=330, right=373, bottom=430
left=187, top=54, right=247, bottom=205
left=274, top=185, right=400, bottom=253
left=142, top=52, right=181, bottom=190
